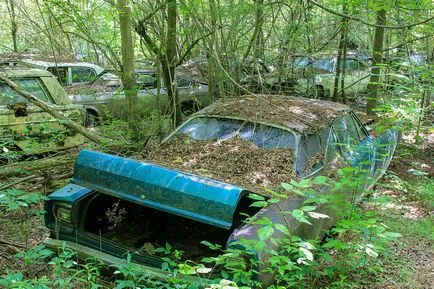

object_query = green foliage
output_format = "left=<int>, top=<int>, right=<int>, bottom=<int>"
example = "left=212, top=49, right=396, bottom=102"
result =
left=0, top=189, right=45, bottom=212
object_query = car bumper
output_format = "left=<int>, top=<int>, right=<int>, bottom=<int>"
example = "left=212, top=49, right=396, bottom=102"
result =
left=43, top=238, right=213, bottom=286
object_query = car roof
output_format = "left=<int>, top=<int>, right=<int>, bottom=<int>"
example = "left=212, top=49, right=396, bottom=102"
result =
left=20, top=59, right=105, bottom=74
left=0, top=68, right=54, bottom=78
left=196, top=96, right=350, bottom=134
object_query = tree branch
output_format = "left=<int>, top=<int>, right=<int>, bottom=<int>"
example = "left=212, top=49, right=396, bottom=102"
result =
left=135, top=20, right=160, bottom=55
left=176, top=25, right=227, bottom=66
left=308, top=0, right=434, bottom=29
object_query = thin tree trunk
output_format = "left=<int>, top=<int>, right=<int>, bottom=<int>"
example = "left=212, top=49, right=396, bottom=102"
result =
left=0, top=74, right=103, bottom=143
left=207, top=0, right=219, bottom=101
left=117, top=0, right=138, bottom=120
left=366, top=9, right=386, bottom=115
left=164, top=0, right=181, bottom=128
left=7, top=0, right=18, bottom=52
left=332, top=5, right=348, bottom=102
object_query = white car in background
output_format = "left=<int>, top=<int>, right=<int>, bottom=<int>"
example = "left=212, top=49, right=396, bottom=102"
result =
left=19, top=59, right=119, bottom=87
left=295, top=52, right=371, bottom=101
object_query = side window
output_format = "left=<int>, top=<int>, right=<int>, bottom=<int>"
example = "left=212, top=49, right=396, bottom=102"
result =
left=332, top=114, right=366, bottom=154
left=296, top=133, right=325, bottom=177
left=48, top=67, right=68, bottom=86
left=346, top=59, right=360, bottom=71
left=0, top=78, right=51, bottom=105
left=71, top=67, right=97, bottom=84
left=177, top=77, right=192, bottom=88
left=136, top=74, right=157, bottom=89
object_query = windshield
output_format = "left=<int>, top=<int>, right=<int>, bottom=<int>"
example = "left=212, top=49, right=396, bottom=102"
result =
left=175, top=116, right=297, bottom=150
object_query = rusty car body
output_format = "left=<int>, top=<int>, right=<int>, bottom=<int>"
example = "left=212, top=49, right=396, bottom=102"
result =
left=0, top=68, right=85, bottom=156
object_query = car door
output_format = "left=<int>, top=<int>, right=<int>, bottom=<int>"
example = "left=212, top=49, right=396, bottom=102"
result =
left=344, top=58, right=371, bottom=94
left=0, top=77, right=84, bottom=153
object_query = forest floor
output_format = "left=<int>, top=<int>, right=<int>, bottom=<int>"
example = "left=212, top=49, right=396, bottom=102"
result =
left=0, top=130, right=432, bottom=288
left=357, top=132, right=433, bottom=289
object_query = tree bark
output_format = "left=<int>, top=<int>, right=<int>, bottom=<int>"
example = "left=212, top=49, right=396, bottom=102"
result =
left=0, top=74, right=104, bottom=144
left=117, top=0, right=138, bottom=120
left=7, top=0, right=18, bottom=52
left=366, top=9, right=386, bottom=115
left=163, top=0, right=181, bottom=128
left=207, top=0, right=219, bottom=101
left=332, top=5, right=348, bottom=102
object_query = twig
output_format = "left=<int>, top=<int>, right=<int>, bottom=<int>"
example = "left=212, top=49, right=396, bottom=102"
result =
left=0, top=238, right=26, bottom=249
left=308, top=0, right=434, bottom=29
left=0, top=175, right=38, bottom=191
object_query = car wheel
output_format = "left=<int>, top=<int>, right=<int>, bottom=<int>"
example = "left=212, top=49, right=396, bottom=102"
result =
left=85, top=110, right=99, bottom=128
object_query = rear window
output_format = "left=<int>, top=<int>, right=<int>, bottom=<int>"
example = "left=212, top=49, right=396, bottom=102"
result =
left=0, top=78, right=50, bottom=105
left=71, top=67, right=97, bottom=84
left=177, top=116, right=297, bottom=150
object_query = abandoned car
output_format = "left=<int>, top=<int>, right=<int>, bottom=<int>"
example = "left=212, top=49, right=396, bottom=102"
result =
left=44, top=96, right=398, bottom=286
left=70, top=70, right=210, bottom=126
left=0, top=68, right=85, bottom=156
left=295, top=52, right=371, bottom=100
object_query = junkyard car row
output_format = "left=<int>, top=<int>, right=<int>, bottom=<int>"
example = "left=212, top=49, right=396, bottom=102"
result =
left=0, top=56, right=400, bottom=287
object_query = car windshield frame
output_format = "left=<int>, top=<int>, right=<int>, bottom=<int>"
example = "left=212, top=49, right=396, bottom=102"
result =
left=164, top=115, right=303, bottom=176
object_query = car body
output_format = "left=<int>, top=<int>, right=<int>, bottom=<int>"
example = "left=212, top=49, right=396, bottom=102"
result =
left=44, top=96, right=398, bottom=286
left=295, top=52, right=371, bottom=99
left=0, top=68, right=86, bottom=155
left=70, top=70, right=210, bottom=125
left=16, top=59, right=120, bottom=87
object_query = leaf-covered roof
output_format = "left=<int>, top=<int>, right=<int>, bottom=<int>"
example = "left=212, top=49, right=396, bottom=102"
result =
left=196, top=95, right=350, bottom=133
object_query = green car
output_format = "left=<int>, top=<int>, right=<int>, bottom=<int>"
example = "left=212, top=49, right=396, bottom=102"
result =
left=44, top=96, right=399, bottom=287
left=0, top=68, right=86, bottom=157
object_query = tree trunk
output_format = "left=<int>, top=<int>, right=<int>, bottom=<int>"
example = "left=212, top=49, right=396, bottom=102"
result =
left=0, top=74, right=104, bottom=144
left=332, top=5, right=348, bottom=102
left=207, top=0, right=219, bottom=101
left=7, top=0, right=18, bottom=52
left=366, top=9, right=386, bottom=115
left=163, top=0, right=181, bottom=128
left=117, top=0, right=138, bottom=120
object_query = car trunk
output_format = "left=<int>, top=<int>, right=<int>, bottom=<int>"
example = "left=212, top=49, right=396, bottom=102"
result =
left=78, top=191, right=258, bottom=262
left=67, top=150, right=260, bottom=264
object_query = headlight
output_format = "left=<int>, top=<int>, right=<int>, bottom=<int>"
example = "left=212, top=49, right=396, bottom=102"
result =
left=54, top=203, right=72, bottom=224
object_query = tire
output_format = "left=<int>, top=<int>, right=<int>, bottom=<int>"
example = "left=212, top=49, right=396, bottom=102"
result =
left=85, top=110, right=99, bottom=128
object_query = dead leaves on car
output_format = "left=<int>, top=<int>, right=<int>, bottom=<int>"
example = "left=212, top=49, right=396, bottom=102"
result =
left=146, top=136, right=298, bottom=196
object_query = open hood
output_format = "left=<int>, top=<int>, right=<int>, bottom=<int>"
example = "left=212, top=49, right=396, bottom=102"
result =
left=71, top=150, right=247, bottom=229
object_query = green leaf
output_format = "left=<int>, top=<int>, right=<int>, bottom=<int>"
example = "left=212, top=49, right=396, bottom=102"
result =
left=300, top=206, right=316, bottom=212
left=258, top=225, right=274, bottom=241
left=298, top=179, right=311, bottom=188
left=267, top=198, right=281, bottom=204
left=273, top=223, right=290, bottom=235
left=292, top=189, right=306, bottom=197
left=250, top=201, right=268, bottom=208
left=313, top=176, right=328, bottom=185
left=292, top=209, right=304, bottom=219
left=248, top=193, right=265, bottom=201
left=281, top=182, right=293, bottom=191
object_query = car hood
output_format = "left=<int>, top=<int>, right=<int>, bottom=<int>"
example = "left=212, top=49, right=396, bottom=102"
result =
left=71, top=149, right=247, bottom=229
